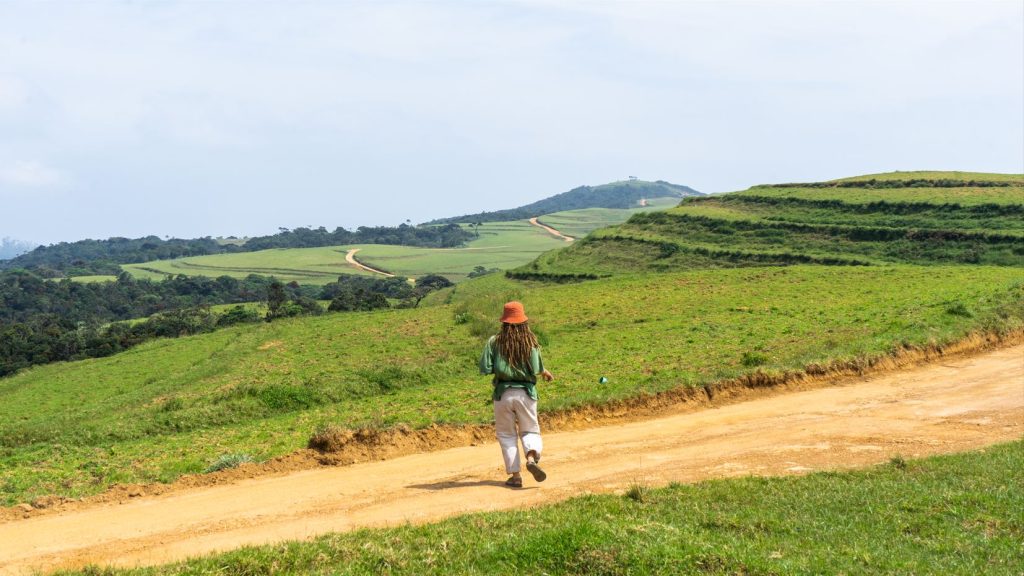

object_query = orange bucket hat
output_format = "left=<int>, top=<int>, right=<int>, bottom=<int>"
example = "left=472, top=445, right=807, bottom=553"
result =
left=500, top=301, right=528, bottom=324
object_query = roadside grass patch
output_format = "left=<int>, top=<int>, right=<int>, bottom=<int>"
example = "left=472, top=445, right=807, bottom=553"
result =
left=203, top=453, right=254, bottom=473
left=945, top=302, right=973, bottom=317
left=740, top=351, right=769, bottom=368
left=625, top=482, right=650, bottom=503
left=61, top=441, right=1024, bottom=575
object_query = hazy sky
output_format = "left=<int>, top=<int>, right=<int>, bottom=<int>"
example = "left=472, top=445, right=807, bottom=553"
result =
left=1, top=1, right=1021, bottom=245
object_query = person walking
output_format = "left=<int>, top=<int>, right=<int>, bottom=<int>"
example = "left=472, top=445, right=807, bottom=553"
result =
left=479, top=301, right=554, bottom=487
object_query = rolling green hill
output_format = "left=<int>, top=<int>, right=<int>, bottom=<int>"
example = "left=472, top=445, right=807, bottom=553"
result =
left=117, top=201, right=683, bottom=284
left=429, top=179, right=700, bottom=224
left=517, top=172, right=1024, bottom=279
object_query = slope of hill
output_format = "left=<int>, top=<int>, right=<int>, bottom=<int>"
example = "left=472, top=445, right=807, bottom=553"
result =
left=429, top=179, right=701, bottom=224
left=1, top=265, right=1022, bottom=506
left=515, top=172, right=1024, bottom=279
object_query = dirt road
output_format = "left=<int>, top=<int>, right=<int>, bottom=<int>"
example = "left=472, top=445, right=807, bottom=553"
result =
left=344, top=248, right=394, bottom=277
left=2, top=344, right=1021, bottom=575
left=529, top=217, right=575, bottom=242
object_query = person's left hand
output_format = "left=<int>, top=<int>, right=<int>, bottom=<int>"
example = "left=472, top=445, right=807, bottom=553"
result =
left=541, top=369, right=554, bottom=382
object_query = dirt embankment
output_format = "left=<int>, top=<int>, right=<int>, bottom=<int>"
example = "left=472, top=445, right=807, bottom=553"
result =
left=1, top=334, right=1022, bottom=574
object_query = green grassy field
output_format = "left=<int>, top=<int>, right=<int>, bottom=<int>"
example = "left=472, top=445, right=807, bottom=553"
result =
left=349, top=220, right=567, bottom=280
left=521, top=172, right=1024, bottom=277
left=118, top=220, right=567, bottom=284
left=739, top=185, right=1024, bottom=206
left=837, top=170, right=1024, bottom=182
left=111, top=201, right=686, bottom=285
left=121, top=246, right=378, bottom=284
left=66, top=275, right=120, bottom=283
left=64, top=441, right=1023, bottom=575
left=1, top=266, right=1020, bottom=506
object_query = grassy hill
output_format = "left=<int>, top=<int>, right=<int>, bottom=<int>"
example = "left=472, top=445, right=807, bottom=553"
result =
left=2, top=265, right=1021, bottom=506
left=517, top=172, right=1024, bottom=279
left=429, top=179, right=700, bottom=225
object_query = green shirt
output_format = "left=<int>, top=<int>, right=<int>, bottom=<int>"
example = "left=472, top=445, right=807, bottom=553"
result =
left=479, top=335, right=545, bottom=401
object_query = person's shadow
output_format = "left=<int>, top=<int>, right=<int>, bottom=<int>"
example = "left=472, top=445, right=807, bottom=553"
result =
left=407, top=479, right=535, bottom=490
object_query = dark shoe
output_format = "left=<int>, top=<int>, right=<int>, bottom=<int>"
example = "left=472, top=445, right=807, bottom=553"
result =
left=526, top=459, right=547, bottom=483
left=505, top=476, right=523, bottom=488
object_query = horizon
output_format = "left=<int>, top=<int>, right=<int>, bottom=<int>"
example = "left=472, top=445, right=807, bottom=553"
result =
left=1, top=1, right=1022, bottom=246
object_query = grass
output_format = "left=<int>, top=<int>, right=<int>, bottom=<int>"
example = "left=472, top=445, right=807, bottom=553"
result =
left=1, top=266, right=1020, bottom=506
left=62, top=441, right=1024, bottom=575
left=739, top=185, right=1024, bottom=206
left=836, top=170, right=1024, bottom=183
left=121, top=246, right=379, bottom=284
left=67, top=275, right=120, bottom=283
left=669, top=198, right=1024, bottom=236
left=350, top=220, right=567, bottom=280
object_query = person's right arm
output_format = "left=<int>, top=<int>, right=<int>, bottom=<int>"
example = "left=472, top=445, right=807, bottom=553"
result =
left=531, top=347, right=554, bottom=381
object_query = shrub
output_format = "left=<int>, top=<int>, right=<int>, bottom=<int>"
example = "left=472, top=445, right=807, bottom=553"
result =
left=625, top=482, right=649, bottom=503
left=204, top=453, right=253, bottom=473
left=216, top=305, right=261, bottom=327
left=945, top=302, right=972, bottom=317
left=741, top=351, right=769, bottom=367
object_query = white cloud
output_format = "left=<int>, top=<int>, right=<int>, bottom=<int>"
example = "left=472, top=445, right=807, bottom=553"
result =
left=0, top=76, right=28, bottom=110
left=0, top=160, right=65, bottom=189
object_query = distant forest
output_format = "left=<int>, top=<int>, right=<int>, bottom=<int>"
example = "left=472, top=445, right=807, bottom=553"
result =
left=0, top=223, right=472, bottom=277
left=430, top=180, right=701, bottom=225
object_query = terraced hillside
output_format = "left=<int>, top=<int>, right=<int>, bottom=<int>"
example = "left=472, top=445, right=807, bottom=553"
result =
left=517, top=172, right=1024, bottom=278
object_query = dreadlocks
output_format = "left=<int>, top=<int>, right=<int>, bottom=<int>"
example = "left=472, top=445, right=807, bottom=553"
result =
left=496, top=322, right=539, bottom=370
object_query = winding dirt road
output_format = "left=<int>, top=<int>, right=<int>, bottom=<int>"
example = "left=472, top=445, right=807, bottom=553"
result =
left=529, top=217, right=575, bottom=242
left=344, top=248, right=394, bottom=277
left=2, top=344, right=1021, bottom=575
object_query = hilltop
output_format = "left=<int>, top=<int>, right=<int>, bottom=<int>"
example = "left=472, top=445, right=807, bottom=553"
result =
left=428, top=179, right=701, bottom=224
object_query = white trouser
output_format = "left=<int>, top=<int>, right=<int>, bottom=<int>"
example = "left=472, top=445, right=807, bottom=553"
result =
left=493, top=388, right=543, bottom=474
